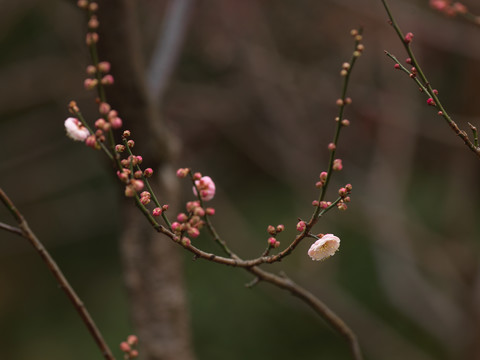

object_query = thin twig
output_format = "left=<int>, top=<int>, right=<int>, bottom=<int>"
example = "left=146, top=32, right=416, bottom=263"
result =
left=380, top=0, right=480, bottom=158
left=0, top=188, right=116, bottom=360
left=0, top=221, right=23, bottom=236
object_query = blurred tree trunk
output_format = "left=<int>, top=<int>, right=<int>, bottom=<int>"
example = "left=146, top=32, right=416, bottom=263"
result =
left=97, top=1, right=196, bottom=359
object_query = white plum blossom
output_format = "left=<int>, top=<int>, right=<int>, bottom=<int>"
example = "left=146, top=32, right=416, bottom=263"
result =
left=193, top=176, right=216, bottom=201
left=64, top=117, right=89, bottom=141
left=308, top=234, right=340, bottom=261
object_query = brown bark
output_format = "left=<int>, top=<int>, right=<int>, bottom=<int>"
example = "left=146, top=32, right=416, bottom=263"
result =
left=97, top=1, right=195, bottom=359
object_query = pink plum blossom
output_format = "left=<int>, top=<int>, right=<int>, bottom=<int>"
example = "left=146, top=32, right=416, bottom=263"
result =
left=308, top=234, right=340, bottom=261
left=193, top=176, right=216, bottom=201
left=65, top=117, right=90, bottom=141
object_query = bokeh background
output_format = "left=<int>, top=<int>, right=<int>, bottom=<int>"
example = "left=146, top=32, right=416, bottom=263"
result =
left=1, top=0, right=480, bottom=359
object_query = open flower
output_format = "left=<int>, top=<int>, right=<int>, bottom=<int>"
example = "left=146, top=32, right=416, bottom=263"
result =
left=65, top=117, right=89, bottom=141
left=308, top=234, right=340, bottom=261
left=193, top=176, right=216, bottom=201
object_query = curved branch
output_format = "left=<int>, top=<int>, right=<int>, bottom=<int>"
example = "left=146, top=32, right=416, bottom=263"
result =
left=0, top=188, right=116, bottom=360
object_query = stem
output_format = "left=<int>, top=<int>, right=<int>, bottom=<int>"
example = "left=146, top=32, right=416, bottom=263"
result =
left=0, top=188, right=116, bottom=360
left=381, top=0, right=480, bottom=158
left=248, top=266, right=363, bottom=360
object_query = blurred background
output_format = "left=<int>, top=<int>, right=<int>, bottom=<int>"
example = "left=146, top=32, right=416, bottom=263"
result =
left=1, top=0, right=480, bottom=359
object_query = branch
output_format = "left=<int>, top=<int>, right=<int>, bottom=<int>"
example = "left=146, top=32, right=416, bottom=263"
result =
left=380, top=0, right=480, bottom=159
left=0, top=188, right=116, bottom=360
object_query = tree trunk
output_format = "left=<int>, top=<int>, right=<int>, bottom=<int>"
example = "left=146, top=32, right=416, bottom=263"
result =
left=97, top=1, right=195, bottom=359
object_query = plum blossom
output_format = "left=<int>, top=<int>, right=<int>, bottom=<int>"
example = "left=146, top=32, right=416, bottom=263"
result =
left=64, top=117, right=90, bottom=141
left=308, top=234, right=340, bottom=261
left=193, top=176, right=216, bottom=201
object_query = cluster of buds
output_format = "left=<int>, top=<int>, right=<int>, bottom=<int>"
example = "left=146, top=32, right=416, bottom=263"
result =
left=78, top=0, right=116, bottom=90
left=350, top=28, right=365, bottom=58
left=77, top=1, right=100, bottom=44
left=119, top=335, right=139, bottom=359
left=266, top=224, right=284, bottom=248
left=427, top=89, right=439, bottom=107
left=116, top=131, right=146, bottom=197
left=430, top=0, right=468, bottom=17
left=336, top=183, right=352, bottom=211
left=176, top=168, right=217, bottom=202
left=171, top=201, right=215, bottom=245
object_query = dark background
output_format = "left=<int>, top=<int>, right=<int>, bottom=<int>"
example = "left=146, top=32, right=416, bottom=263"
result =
left=1, top=0, right=480, bottom=359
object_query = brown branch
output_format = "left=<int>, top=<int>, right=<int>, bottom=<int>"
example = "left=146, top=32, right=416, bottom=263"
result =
left=0, top=188, right=115, bottom=360
left=0, top=221, right=23, bottom=236
left=145, top=212, right=363, bottom=360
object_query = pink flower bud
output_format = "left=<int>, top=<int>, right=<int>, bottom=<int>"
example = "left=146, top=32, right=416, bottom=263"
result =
left=267, top=225, right=276, bottom=235
left=101, top=74, right=114, bottom=85
left=332, top=159, right=343, bottom=171
left=296, top=220, right=306, bottom=232
left=162, top=204, right=169, bottom=211
left=85, top=32, right=99, bottom=45
left=140, top=196, right=150, bottom=205
left=85, top=135, right=97, bottom=148
left=120, top=342, right=131, bottom=352
left=181, top=237, right=191, bottom=246
left=187, top=227, right=200, bottom=238
left=88, top=16, right=99, bottom=29
left=152, top=207, right=162, bottom=217
left=77, top=0, right=88, bottom=8
left=176, top=168, right=189, bottom=178
left=86, top=65, right=96, bottom=75
left=123, top=130, right=131, bottom=138
left=193, top=207, right=205, bottom=217
left=125, top=185, right=135, bottom=197
left=193, top=172, right=202, bottom=180
left=193, top=176, right=216, bottom=201
left=206, top=207, right=215, bottom=216
left=171, top=222, right=181, bottom=231
left=98, top=61, right=111, bottom=73
left=319, top=172, right=328, bottom=181
left=337, top=202, right=348, bottom=211
left=276, top=224, right=284, bottom=233
left=89, top=2, right=98, bottom=12
left=115, top=144, right=125, bottom=152
left=110, top=116, right=123, bottom=129
left=127, top=139, right=135, bottom=148
left=394, top=64, right=400, bottom=69
left=427, top=98, right=436, bottom=106
left=268, top=237, right=277, bottom=246
left=312, top=200, right=319, bottom=206
left=143, top=168, right=153, bottom=177
left=131, top=179, right=144, bottom=191
left=320, top=201, right=329, bottom=209
left=404, top=32, right=414, bottom=43
left=177, top=213, right=188, bottom=223
left=338, top=187, right=347, bottom=196
left=328, top=142, right=336, bottom=151
left=84, top=78, right=98, bottom=90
